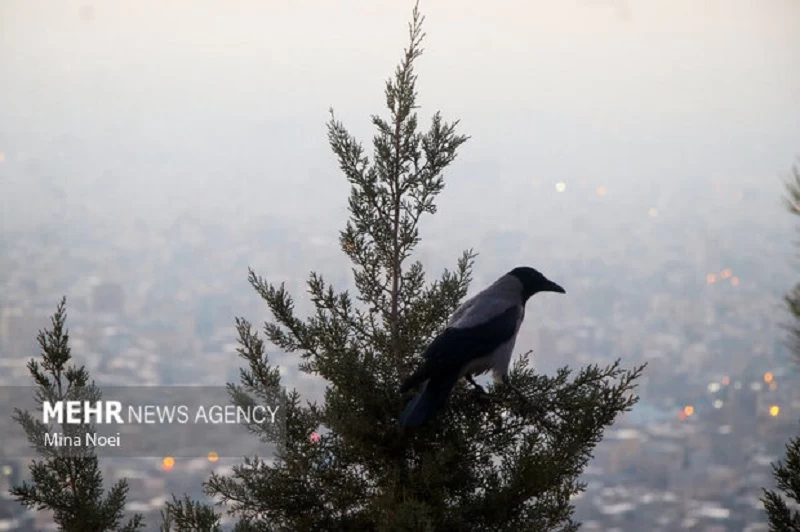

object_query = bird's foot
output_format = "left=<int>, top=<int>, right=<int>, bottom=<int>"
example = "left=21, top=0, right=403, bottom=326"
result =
left=471, top=384, right=487, bottom=396
left=465, top=376, right=487, bottom=395
left=473, top=388, right=492, bottom=406
left=502, top=375, right=530, bottom=404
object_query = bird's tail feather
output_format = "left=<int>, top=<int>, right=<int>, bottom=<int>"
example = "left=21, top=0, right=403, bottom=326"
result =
left=398, top=372, right=460, bottom=427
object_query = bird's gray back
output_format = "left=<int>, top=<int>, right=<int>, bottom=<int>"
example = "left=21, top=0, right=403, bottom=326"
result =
left=453, top=297, right=517, bottom=329
left=447, top=293, right=479, bottom=327
left=447, top=273, right=523, bottom=329
left=451, top=287, right=521, bottom=330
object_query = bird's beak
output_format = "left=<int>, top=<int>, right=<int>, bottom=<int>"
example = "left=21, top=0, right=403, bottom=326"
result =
left=545, top=280, right=566, bottom=294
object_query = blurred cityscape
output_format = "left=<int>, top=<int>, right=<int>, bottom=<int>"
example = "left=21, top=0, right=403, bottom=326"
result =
left=2, top=2, right=800, bottom=530
left=0, top=158, right=797, bottom=530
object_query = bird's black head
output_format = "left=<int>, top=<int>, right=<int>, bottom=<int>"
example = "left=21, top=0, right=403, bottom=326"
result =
left=508, top=266, right=566, bottom=301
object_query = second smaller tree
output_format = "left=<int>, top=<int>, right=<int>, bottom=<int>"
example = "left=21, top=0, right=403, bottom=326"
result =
left=11, top=297, right=145, bottom=532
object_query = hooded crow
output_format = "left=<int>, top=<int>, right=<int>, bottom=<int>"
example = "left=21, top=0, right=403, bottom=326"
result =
left=398, top=266, right=565, bottom=427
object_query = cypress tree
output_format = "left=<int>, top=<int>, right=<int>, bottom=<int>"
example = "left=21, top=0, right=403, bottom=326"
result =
left=11, top=297, right=145, bottom=531
left=762, top=161, right=800, bottom=532
left=165, top=4, right=644, bottom=530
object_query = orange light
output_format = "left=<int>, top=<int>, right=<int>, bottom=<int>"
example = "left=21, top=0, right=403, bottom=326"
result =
left=683, top=405, right=694, bottom=417
left=162, top=457, right=175, bottom=471
left=721, top=376, right=730, bottom=386
left=731, top=277, right=739, bottom=286
left=764, top=372, right=774, bottom=384
left=720, top=269, right=732, bottom=279
left=596, top=186, right=607, bottom=196
left=770, top=405, right=780, bottom=417
left=706, top=274, right=717, bottom=284
left=207, top=451, right=219, bottom=463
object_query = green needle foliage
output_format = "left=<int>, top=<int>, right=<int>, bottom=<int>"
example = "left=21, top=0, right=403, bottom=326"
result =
left=10, top=297, right=145, bottom=531
left=762, top=160, right=800, bottom=532
left=783, top=161, right=800, bottom=359
left=763, top=436, right=800, bottom=531
left=165, top=4, right=644, bottom=530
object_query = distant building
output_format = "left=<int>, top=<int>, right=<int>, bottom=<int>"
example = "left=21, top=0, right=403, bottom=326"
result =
left=603, top=429, right=642, bottom=474
left=92, top=282, right=125, bottom=315
left=0, top=460, right=22, bottom=494
left=0, top=307, right=40, bottom=357
left=0, top=307, right=22, bottom=348
left=195, top=294, right=233, bottom=340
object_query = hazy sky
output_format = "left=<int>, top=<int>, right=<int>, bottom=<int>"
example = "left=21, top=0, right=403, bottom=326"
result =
left=1, top=0, right=799, bottom=236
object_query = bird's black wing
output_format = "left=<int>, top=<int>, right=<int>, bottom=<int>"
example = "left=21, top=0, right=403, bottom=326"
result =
left=400, top=305, right=519, bottom=392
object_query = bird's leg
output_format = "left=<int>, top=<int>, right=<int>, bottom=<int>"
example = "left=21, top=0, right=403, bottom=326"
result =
left=502, top=374, right=529, bottom=403
left=465, top=374, right=487, bottom=395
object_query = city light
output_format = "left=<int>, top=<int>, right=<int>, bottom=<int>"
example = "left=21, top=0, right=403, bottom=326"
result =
left=731, top=276, right=740, bottom=286
left=720, top=269, right=732, bottom=279
left=706, top=274, right=717, bottom=284
left=764, top=372, right=774, bottom=384
left=721, top=376, right=730, bottom=386
left=648, top=208, right=658, bottom=217
left=1, top=465, right=11, bottom=476
left=208, top=451, right=219, bottom=463
left=707, top=382, right=721, bottom=393
left=162, top=457, right=175, bottom=471
left=683, top=405, right=694, bottom=417
left=596, top=186, right=607, bottom=196
left=770, top=405, right=780, bottom=417
left=555, top=182, right=566, bottom=192
left=713, top=399, right=723, bottom=409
